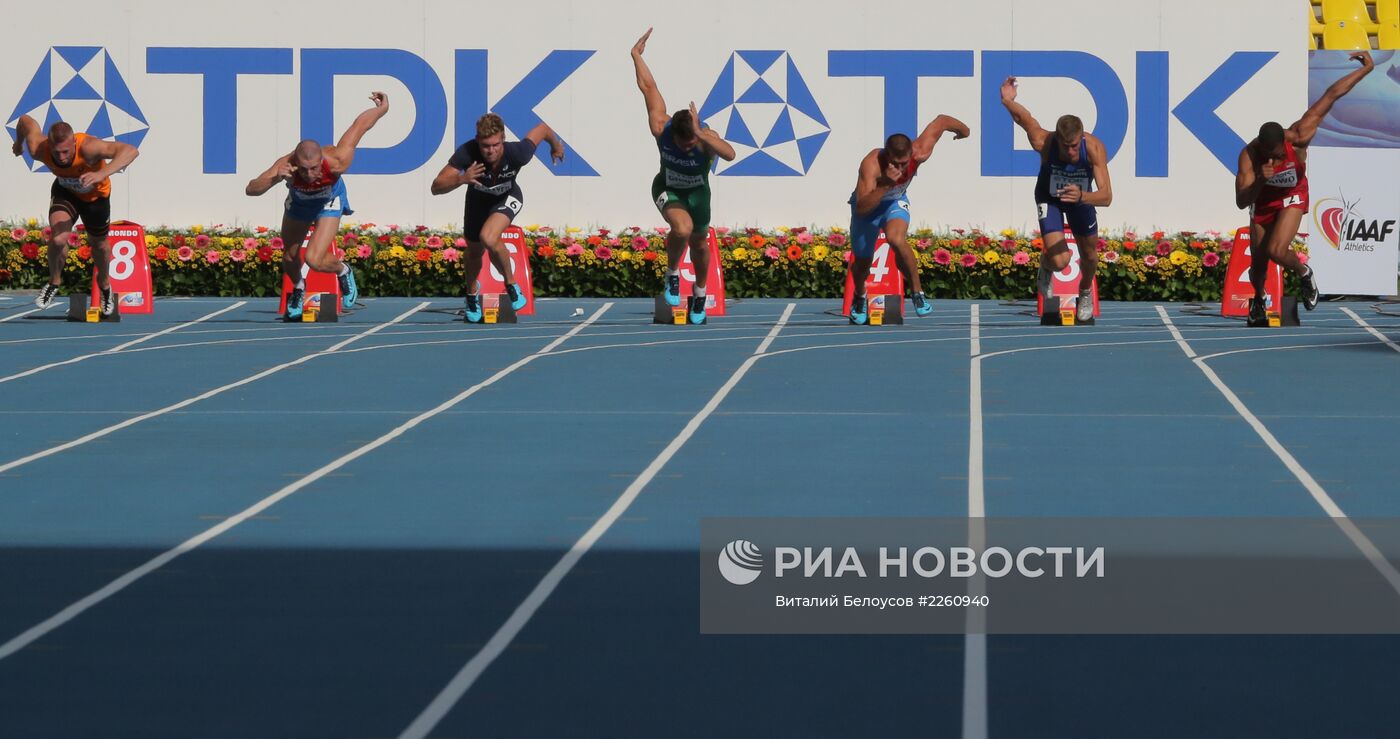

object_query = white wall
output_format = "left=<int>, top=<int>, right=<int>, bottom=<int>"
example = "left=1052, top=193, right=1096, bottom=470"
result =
left=2, top=0, right=1304, bottom=231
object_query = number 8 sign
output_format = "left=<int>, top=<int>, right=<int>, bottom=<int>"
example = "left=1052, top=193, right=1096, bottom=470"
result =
left=90, top=220, right=154, bottom=314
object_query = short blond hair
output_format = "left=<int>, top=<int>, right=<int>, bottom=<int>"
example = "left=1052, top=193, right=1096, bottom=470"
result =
left=476, top=113, right=505, bottom=139
left=1055, top=115, right=1084, bottom=142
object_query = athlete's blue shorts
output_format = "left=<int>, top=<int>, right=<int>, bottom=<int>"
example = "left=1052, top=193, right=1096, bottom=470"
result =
left=1037, top=199, right=1097, bottom=237
left=849, top=197, right=911, bottom=260
left=285, top=179, right=354, bottom=223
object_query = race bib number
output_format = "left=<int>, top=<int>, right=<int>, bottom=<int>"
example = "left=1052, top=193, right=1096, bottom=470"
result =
left=1049, top=171, right=1090, bottom=194
left=1265, top=168, right=1298, bottom=188
left=56, top=176, right=95, bottom=194
left=504, top=196, right=522, bottom=214
left=664, top=170, right=705, bottom=189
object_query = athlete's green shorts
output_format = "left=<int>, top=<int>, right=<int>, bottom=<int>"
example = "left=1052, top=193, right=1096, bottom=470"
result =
left=651, top=174, right=712, bottom=232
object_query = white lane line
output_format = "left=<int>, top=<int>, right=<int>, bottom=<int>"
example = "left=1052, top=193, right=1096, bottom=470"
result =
left=1342, top=307, right=1400, bottom=354
left=397, top=303, right=796, bottom=739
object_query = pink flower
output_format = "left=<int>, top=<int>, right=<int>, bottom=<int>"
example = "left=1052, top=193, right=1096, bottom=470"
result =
left=403, top=235, right=420, bottom=247
left=632, top=236, right=649, bottom=249
left=829, top=233, right=847, bottom=247
left=655, top=226, right=669, bottom=235
left=426, top=235, right=443, bottom=248
left=1124, top=231, right=1137, bottom=241
left=41, top=227, right=53, bottom=239
left=595, top=245, right=613, bottom=260
left=764, top=246, right=781, bottom=259
left=67, top=232, right=80, bottom=246
left=455, top=237, right=468, bottom=248
left=1202, top=252, right=1220, bottom=267
left=442, top=247, right=460, bottom=263
left=194, top=234, right=210, bottom=248
left=960, top=253, right=978, bottom=268
left=536, top=236, right=552, bottom=248
left=177, top=246, right=194, bottom=261
left=356, top=244, right=372, bottom=259
left=796, top=232, right=813, bottom=245
left=565, top=244, right=584, bottom=256
left=1103, top=250, right=1119, bottom=263
left=240, top=237, right=255, bottom=249
left=1012, top=251, right=1031, bottom=265
left=205, top=250, right=220, bottom=263
left=342, top=234, right=359, bottom=247
left=270, top=237, right=285, bottom=249
left=1001, top=238, right=1016, bottom=251
left=842, top=250, right=853, bottom=263
left=387, top=224, right=400, bottom=232
left=933, top=248, right=952, bottom=266
left=1298, top=253, right=1309, bottom=264
left=1220, top=237, right=1234, bottom=250
left=1156, top=241, right=1172, bottom=256
left=1144, top=254, right=1159, bottom=267
left=10, top=228, right=26, bottom=239
left=609, top=238, right=621, bottom=247
left=715, top=226, right=730, bottom=235
left=230, top=249, right=247, bottom=262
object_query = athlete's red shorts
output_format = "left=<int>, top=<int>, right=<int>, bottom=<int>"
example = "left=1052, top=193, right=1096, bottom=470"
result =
left=1251, top=190, right=1309, bottom=227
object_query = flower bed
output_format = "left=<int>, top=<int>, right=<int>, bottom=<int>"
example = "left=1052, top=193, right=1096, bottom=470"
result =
left=0, top=221, right=1303, bottom=301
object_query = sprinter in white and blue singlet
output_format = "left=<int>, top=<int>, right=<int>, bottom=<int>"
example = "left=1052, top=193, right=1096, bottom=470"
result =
left=431, top=112, right=564, bottom=322
left=631, top=27, right=737, bottom=324
left=847, top=114, right=970, bottom=324
left=246, top=91, right=389, bottom=319
left=1000, top=77, right=1114, bottom=323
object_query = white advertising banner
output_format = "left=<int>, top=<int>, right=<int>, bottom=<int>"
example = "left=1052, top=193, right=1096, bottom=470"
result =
left=1306, top=148, right=1400, bottom=296
left=2, top=0, right=1303, bottom=231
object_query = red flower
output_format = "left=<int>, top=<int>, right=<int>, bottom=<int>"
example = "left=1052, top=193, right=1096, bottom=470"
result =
left=415, top=225, right=428, bottom=233
left=77, top=245, right=92, bottom=260
left=1156, top=241, right=1172, bottom=256
left=377, top=235, right=392, bottom=245
left=598, top=228, right=611, bottom=237
left=960, top=253, right=978, bottom=268
left=1189, top=240, right=1205, bottom=250
left=174, top=235, right=186, bottom=247
left=256, top=246, right=274, bottom=262
left=415, top=248, right=432, bottom=262
left=0, top=269, right=10, bottom=284
left=342, top=234, right=359, bottom=247
left=256, top=226, right=269, bottom=233
left=949, top=239, right=963, bottom=248
left=785, top=245, right=803, bottom=260
left=1152, top=231, right=1165, bottom=240
left=154, top=245, right=170, bottom=260
left=403, top=235, right=420, bottom=247
left=1122, top=240, right=1137, bottom=251
left=538, top=245, right=556, bottom=259
left=642, top=250, right=659, bottom=262
left=1202, top=252, right=1220, bottom=267
left=20, top=243, right=40, bottom=260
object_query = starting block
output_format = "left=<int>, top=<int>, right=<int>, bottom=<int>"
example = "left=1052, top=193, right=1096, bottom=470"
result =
left=854, top=294, right=904, bottom=326
left=1040, top=295, right=1093, bottom=326
left=653, top=295, right=705, bottom=325
left=465, top=293, right=518, bottom=324
left=66, top=294, right=120, bottom=323
left=286, top=292, right=339, bottom=323
left=1246, top=296, right=1300, bottom=328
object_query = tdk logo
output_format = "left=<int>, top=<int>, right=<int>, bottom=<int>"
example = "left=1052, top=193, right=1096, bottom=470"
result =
left=699, top=51, right=830, bottom=176
left=6, top=47, right=150, bottom=171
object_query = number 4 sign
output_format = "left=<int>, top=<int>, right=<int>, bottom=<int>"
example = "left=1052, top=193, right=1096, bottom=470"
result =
left=89, top=220, right=154, bottom=314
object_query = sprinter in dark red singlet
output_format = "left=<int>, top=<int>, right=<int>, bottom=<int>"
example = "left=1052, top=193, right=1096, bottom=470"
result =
left=1235, top=51, right=1373, bottom=323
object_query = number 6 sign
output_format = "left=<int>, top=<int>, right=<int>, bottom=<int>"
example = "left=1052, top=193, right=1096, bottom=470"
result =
left=90, top=220, right=154, bottom=314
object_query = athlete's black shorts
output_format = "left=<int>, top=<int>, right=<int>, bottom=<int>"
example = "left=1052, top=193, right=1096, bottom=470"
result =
left=464, top=184, right=523, bottom=243
left=49, top=181, right=111, bottom=242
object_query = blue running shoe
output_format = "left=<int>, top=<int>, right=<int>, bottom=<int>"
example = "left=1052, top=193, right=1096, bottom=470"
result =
left=338, top=268, right=358, bottom=311
left=688, top=295, right=707, bottom=324
left=464, top=293, right=484, bottom=323
left=664, top=274, right=681, bottom=306
left=913, top=291, right=932, bottom=317
left=849, top=294, right=868, bottom=325
left=506, top=282, right=527, bottom=311
left=285, top=287, right=305, bottom=320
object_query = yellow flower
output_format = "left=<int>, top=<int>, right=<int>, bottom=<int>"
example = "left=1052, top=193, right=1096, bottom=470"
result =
left=1169, top=250, right=1189, bottom=265
left=27, top=218, right=38, bottom=227
left=982, top=249, right=1000, bottom=265
left=812, top=245, right=830, bottom=260
left=525, top=224, right=539, bottom=232
left=732, top=247, right=749, bottom=260
left=1000, top=228, right=1016, bottom=238
left=618, top=250, right=633, bottom=260
left=192, top=225, right=203, bottom=234
left=567, top=226, right=582, bottom=234
left=389, top=245, right=407, bottom=258
left=776, top=226, right=790, bottom=234
left=145, top=235, right=156, bottom=246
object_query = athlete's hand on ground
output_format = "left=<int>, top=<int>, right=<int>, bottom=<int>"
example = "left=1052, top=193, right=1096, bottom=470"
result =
left=1000, top=76, right=1018, bottom=103
left=1057, top=184, right=1083, bottom=203
left=369, top=91, right=388, bottom=108
left=632, top=28, right=652, bottom=57
left=550, top=142, right=565, bottom=164
left=460, top=161, right=486, bottom=185
left=77, top=172, right=104, bottom=189
left=1351, top=51, right=1374, bottom=70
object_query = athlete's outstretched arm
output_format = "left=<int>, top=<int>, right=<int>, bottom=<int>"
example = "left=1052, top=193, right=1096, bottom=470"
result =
left=246, top=155, right=293, bottom=197
left=999, top=77, right=1050, bottom=152
left=1290, top=51, right=1374, bottom=147
left=631, top=28, right=670, bottom=138
left=10, top=115, right=46, bottom=158
left=911, top=114, right=971, bottom=162
left=690, top=102, right=735, bottom=162
left=327, top=91, right=390, bottom=174
left=524, top=122, right=566, bottom=164
left=1234, top=145, right=1261, bottom=210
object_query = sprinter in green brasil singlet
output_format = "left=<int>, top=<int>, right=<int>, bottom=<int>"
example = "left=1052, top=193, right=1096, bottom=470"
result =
left=631, top=27, right=737, bottom=324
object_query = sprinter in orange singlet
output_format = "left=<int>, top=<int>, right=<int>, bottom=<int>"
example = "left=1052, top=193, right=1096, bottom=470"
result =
left=11, top=119, right=140, bottom=314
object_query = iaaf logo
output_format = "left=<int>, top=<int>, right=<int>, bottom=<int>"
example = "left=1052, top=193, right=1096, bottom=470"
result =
left=1313, top=194, right=1397, bottom=253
